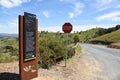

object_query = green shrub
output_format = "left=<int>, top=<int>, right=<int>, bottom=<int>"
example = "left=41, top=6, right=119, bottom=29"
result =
left=38, top=48, right=53, bottom=69
left=0, top=53, right=18, bottom=63
left=0, top=40, right=18, bottom=63
left=0, top=33, right=75, bottom=68
left=68, top=47, right=75, bottom=58
left=38, top=33, right=75, bottom=69
left=73, top=35, right=80, bottom=44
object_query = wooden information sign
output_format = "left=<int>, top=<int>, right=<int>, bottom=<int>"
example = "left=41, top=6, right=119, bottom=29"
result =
left=19, top=12, right=38, bottom=80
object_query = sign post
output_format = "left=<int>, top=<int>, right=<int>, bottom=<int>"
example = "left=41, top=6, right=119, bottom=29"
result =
left=62, top=22, right=73, bottom=67
left=19, top=12, right=38, bottom=80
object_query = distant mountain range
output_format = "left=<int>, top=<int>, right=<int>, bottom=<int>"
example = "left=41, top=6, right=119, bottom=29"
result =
left=0, top=33, right=18, bottom=40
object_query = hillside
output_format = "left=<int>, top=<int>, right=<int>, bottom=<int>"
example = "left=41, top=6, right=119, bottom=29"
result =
left=78, top=25, right=120, bottom=43
left=90, top=29, right=120, bottom=44
left=95, top=25, right=120, bottom=37
left=78, top=28, right=100, bottom=42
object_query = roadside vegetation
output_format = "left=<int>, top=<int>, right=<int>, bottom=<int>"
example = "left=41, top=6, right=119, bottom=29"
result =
left=0, top=40, right=18, bottom=63
left=38, top=32, right=77, bottom=69
left=0, top=25, right=119, bottom=68
left=75, top=45, right=82, bottom=55
left=0, top=32, right=81, bottom=69
left=78, top=28, right=100, bottom=42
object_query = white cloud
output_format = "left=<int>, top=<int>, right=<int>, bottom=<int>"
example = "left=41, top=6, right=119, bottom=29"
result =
left=73, top=25, right=94, bottom=32
left=0, top=19, right=18, bottom=33
left=59, top=0, right=76, bottom=3
left=69, top=2, right=84, bottom=18
left=38, top=24, right=116, bottom=32
left=69, top=13, right=74, bottom=18
left=0, top=0, right=31, bottom=8
left=91, top=0, right=115, bottom=12
left=116, top=4, right=120, bottom=8
left=96, top=11, right=120, bottom=21
left=9, top=20, right=18, bottom=27
left=58, top=0, right=84, bottom=18
left=96, top=6, right=110, bottom=12
left=42, top=11, right=50, bottom=18
left=0, top=25, right=2, bottom=28
left=39, top=26, right=62, bottom=32
left=59, top=0, right=64, bottom=2
left=37, top=0, right=43, bottom=2
left=94, top=0, right=113, bottom=8
left=99, top=0, right=112, bottom=6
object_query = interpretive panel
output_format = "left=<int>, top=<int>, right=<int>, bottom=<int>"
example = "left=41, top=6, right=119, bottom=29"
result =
left=24, top=12, right=36, bottom=61
left=19, top=12, right=38, bottom=80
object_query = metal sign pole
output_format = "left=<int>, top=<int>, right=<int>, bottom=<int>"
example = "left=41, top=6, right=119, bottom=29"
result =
left=62, top=22, right=72, bottom=67
left=65, top=33, right=68, bottom=67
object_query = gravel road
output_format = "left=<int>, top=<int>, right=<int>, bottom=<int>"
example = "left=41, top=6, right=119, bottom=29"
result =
left=80, top=43, right=120, bottom=80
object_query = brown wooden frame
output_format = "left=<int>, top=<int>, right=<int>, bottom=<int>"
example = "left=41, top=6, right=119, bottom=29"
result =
left=19, top=15, right=38, bottom=80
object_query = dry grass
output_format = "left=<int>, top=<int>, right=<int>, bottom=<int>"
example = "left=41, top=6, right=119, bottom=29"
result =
left=108, top=42, right=120, bottom=49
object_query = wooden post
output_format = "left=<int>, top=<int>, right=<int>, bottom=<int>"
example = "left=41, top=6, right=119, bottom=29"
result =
left=19, top=14, right=38, bottom=80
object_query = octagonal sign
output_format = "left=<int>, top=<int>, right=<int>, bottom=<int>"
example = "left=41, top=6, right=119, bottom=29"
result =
left=62, top=22, right=73, bottom=33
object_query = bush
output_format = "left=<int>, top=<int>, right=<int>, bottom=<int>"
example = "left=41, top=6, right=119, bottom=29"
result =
left=0, top=40, right=18, bottom=63
left=38, top=33, right=75, bottom=69
left=67, top=47, right=75, bottom=58
left=73, top=35, right=80, bottom=44
left=38, top=48, right=53, bottom=69
left=0, top=33, right=75, bottom=68
left=38, top=36, right=66, bottom=68
left=0, top=53, right=18, bottom=63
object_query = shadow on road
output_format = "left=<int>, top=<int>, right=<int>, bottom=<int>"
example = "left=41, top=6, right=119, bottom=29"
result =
left=0, top=72, right=20, bottom=80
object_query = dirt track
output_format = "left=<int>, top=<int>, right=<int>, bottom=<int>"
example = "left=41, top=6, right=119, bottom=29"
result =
left=0, top=54, right=101, bottom=80
left=36, top=54, right=101, bottom=80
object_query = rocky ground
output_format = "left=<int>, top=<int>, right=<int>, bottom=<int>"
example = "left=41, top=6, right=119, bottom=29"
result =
left=0, top=54, right=101, bottom=80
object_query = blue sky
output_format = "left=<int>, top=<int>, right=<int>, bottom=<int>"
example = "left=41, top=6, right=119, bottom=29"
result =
left=0, top=0, right=120, bottom=33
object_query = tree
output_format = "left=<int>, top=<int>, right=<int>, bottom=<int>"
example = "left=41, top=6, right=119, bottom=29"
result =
left=73, top=35, right=80, bottom=44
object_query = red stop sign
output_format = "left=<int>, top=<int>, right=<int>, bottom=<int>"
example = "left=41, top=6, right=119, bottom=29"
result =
left=62, top=23, right=73, bottom=33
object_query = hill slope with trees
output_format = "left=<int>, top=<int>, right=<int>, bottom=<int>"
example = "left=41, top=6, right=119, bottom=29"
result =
left=90, top=29, right=120, bottom=44
left=77, top=25, right=120, bottom=43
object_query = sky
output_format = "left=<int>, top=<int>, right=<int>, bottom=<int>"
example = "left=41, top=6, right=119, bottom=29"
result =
left=0, top=0, right=120, bottom=33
